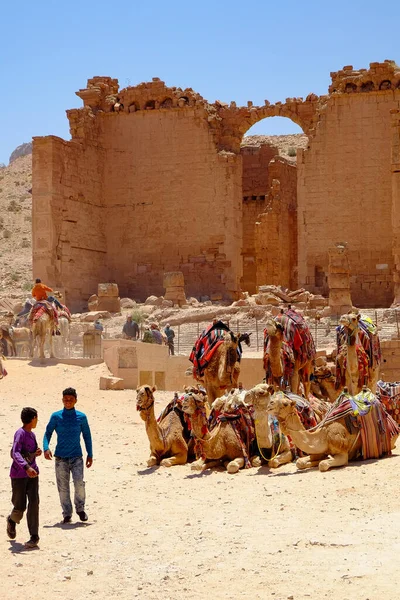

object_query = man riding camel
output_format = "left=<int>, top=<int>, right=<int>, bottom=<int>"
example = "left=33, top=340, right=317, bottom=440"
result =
left=31, top=279, right=62, bottom=335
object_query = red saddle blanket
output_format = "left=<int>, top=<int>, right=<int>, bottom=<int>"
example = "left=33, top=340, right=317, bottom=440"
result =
left=29, top=301, right=58, bottom=324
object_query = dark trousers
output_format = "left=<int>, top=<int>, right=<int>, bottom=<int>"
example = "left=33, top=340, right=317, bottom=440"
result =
left=167, top=340, right=175, bottom=355
left=10, top=477, right=39, bottom=539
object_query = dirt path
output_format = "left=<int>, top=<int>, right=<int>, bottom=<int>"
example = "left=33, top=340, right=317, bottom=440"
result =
left=1, top=360, right=400, bottom=599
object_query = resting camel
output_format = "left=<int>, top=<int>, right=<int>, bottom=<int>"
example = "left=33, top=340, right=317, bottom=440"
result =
left=136, top=385, right=188, bottom=467
left=337, top=312, right=380, bottom=395
left=264, top=318, right=313, bottom=398
left=31, top=311, right=56, bottom=360
left=55, top=315, right=70, bottom=357
left=266, top=390, right=399, bottom=472
left=181, top=389, right=251, bottom=473
left=202, top=332, right=250, bottom=408
left=244, top=384, right=292, bottom=468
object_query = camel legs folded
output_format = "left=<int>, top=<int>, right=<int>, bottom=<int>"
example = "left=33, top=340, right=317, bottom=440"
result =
left=318, top=452, right=348, bottom=472
left=296, top=454, right=327, bottom=470
left=160, top=451, right=188, bottom=467
left=268, top=448, right=293, bottom=469
left=147, top=455, right=158, bottom=467
left=224, top=457, right=245, bottom=474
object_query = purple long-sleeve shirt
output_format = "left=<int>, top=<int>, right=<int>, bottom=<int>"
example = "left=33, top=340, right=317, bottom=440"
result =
left=10, top=427, right=39, bottom=478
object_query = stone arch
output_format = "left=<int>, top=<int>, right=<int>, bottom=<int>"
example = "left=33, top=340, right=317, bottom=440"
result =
left=361, top=81, right=375, bottom=92
left=379, top=80, right=392, bottom=90
left=128, top=102, right=140, bottom=113
left=160, top=97, right=173, bottom=108
left=178, top=96, right=189, bottom=107
left=240, top=114, right=308, bottom=294
left=345, top=82, right=357, bottom=93
left=145, top=100, right=156, bottom=110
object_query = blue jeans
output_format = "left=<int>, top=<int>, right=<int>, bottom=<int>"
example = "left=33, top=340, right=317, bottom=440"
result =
left=55, top=457, right=85, bottom=517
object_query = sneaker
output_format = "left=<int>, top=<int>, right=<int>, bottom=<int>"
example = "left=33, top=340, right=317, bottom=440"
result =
left=6, top=516, right=16, bottom=539
left=62, top=516, right=72, bottom=524
left=24, top=536, right=39, bottom=549
left=77, top=511, right=88, bottom=522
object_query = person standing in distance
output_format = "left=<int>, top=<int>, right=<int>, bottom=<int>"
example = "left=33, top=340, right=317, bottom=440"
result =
left=43, top=387, right=93, bottom=523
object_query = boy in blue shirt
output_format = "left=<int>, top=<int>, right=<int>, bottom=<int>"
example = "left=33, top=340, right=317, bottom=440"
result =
left=43, top=387, right=93, bottom=524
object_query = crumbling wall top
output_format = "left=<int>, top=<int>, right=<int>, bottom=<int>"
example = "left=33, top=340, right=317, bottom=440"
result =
left=329, top=59, right=400, bottom=94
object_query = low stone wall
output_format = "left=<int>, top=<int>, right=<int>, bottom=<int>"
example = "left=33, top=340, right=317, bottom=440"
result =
left=102, top=339, right=265, bottom=390
left=381, top=340, right=400, bottom=382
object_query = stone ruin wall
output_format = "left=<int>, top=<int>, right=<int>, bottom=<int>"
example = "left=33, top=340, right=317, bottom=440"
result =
left=297, top=62, right=400, bottom=307
left=241, top=144, right=278, bottom=294
left=32, top=61, right=400, bottom=309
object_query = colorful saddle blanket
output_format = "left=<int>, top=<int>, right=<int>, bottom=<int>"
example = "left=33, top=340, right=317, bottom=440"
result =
left=376, top=380, right=400, bottom=426
left=317, top=389, right=399, bottom=460
left=29, top=301, right=58, bottom=324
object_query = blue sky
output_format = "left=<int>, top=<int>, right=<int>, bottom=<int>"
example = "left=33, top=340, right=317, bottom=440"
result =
left=1, top=0, right=399, bottom=163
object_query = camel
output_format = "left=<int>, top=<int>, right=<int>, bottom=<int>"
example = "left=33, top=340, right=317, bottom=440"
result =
left=136, top=385, right=188, bottom=467
left=31, top=312, right=56, bottom=360
left=202, top=332, right=250, bottom=407
left=264, top=318, right=314, bottom=398
left=266, top=389, right=398, bottom=472
left=0, top=325, right=16, bottom=356
left=55, top=316, right=70, bottom=357
left=181, top=389, right=252, bottom=473
left=10, top=327, right=33, bottom=357
left=337, top=311, right=380, bottom=395
left=311, top=359, right=341, bottom=403
left=244, top=384, right=293, bottom=468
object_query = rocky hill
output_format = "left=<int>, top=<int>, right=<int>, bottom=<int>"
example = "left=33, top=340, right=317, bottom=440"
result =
left=0, top=154, right=32, bottom=305
left=241, top=133, right=308, bottom=162
left=9, top=142, right=32, bottom=164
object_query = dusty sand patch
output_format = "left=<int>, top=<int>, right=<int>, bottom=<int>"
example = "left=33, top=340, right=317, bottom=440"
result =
left=1, top=360, right=400, bottom=600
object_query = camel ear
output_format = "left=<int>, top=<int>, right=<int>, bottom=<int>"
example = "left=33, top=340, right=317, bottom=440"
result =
left=151, top=385, right=157, bottom=393
left=267, top=385, right=275, bottom=395
left=276, top=322, right=284, bottom=332
left=290, top=399, right=296, bottom=407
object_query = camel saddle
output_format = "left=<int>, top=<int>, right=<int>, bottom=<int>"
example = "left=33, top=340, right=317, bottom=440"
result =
left=29, top=301, right=57, bottom=324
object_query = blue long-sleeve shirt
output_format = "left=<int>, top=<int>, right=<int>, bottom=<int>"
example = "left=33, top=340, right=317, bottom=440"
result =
left=43, top=408, right=93, bottom=458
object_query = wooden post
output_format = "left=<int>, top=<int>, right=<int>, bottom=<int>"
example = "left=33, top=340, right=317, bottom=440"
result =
left=396, top=309, right=400, bottom=339
left=255, top=318, right=259, bottom=352
left=177, top=324, right=180, bottom=355
left=315, top=319, right=318, bottom=351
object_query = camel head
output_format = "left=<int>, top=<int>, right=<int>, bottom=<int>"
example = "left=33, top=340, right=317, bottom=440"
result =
left=181, top=388, right=207, bottom=416
left=265, top=391, right=296, bottom=419
left=238, top=332, right=252, bottom=347
left=136, top=385, right=157, bottom=418
left=264, top=319, right=284, bottom=339
left=339, top=311, right=361, bottom=336
left=244, top=384, right=274, bottom=410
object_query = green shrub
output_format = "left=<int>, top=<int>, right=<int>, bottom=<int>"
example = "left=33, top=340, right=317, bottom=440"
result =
left=131, top=309, right=147, bottom=325
left=287, top=147, right=296, bottom=157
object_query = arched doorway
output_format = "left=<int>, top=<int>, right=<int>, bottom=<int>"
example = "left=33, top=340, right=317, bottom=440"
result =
left=240, top=116, right=308, bottom=295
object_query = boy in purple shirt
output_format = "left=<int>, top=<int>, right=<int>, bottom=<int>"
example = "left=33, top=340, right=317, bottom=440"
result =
left=7, top=407, right=42, bottom=548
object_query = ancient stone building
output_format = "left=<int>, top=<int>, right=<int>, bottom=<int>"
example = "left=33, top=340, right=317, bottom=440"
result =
left=33, top=60, right=400, bottom=310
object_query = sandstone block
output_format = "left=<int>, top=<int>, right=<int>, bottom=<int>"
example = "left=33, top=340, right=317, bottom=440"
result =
left=120, top=298, right=136, bottom=308
left=329, top=273, right=350, bottom=289
left=98, top=283, right=119, bottom=297
left=96, top=296, right=121, bottom=313
left=145, top=296, right=164, bottom=306
left=81, top=311, right=111, bottom=322
left=88, top=294, right=98, bottom=311
left=163, top=271, right=185, bottom=288
left=99, top=376, right=125, bottom=391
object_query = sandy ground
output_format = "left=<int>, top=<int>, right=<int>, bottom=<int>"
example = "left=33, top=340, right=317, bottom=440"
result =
left=1, top=360, right=400, bottom=600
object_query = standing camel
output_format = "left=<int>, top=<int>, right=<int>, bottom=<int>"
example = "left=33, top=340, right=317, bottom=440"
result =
left=264, top=309, right=315, bottom=398
left=189, top=323, right=250, bottom=407
left=31, top=312, right=56, bottom=360
left=336, top=311, right=380, bottom=395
